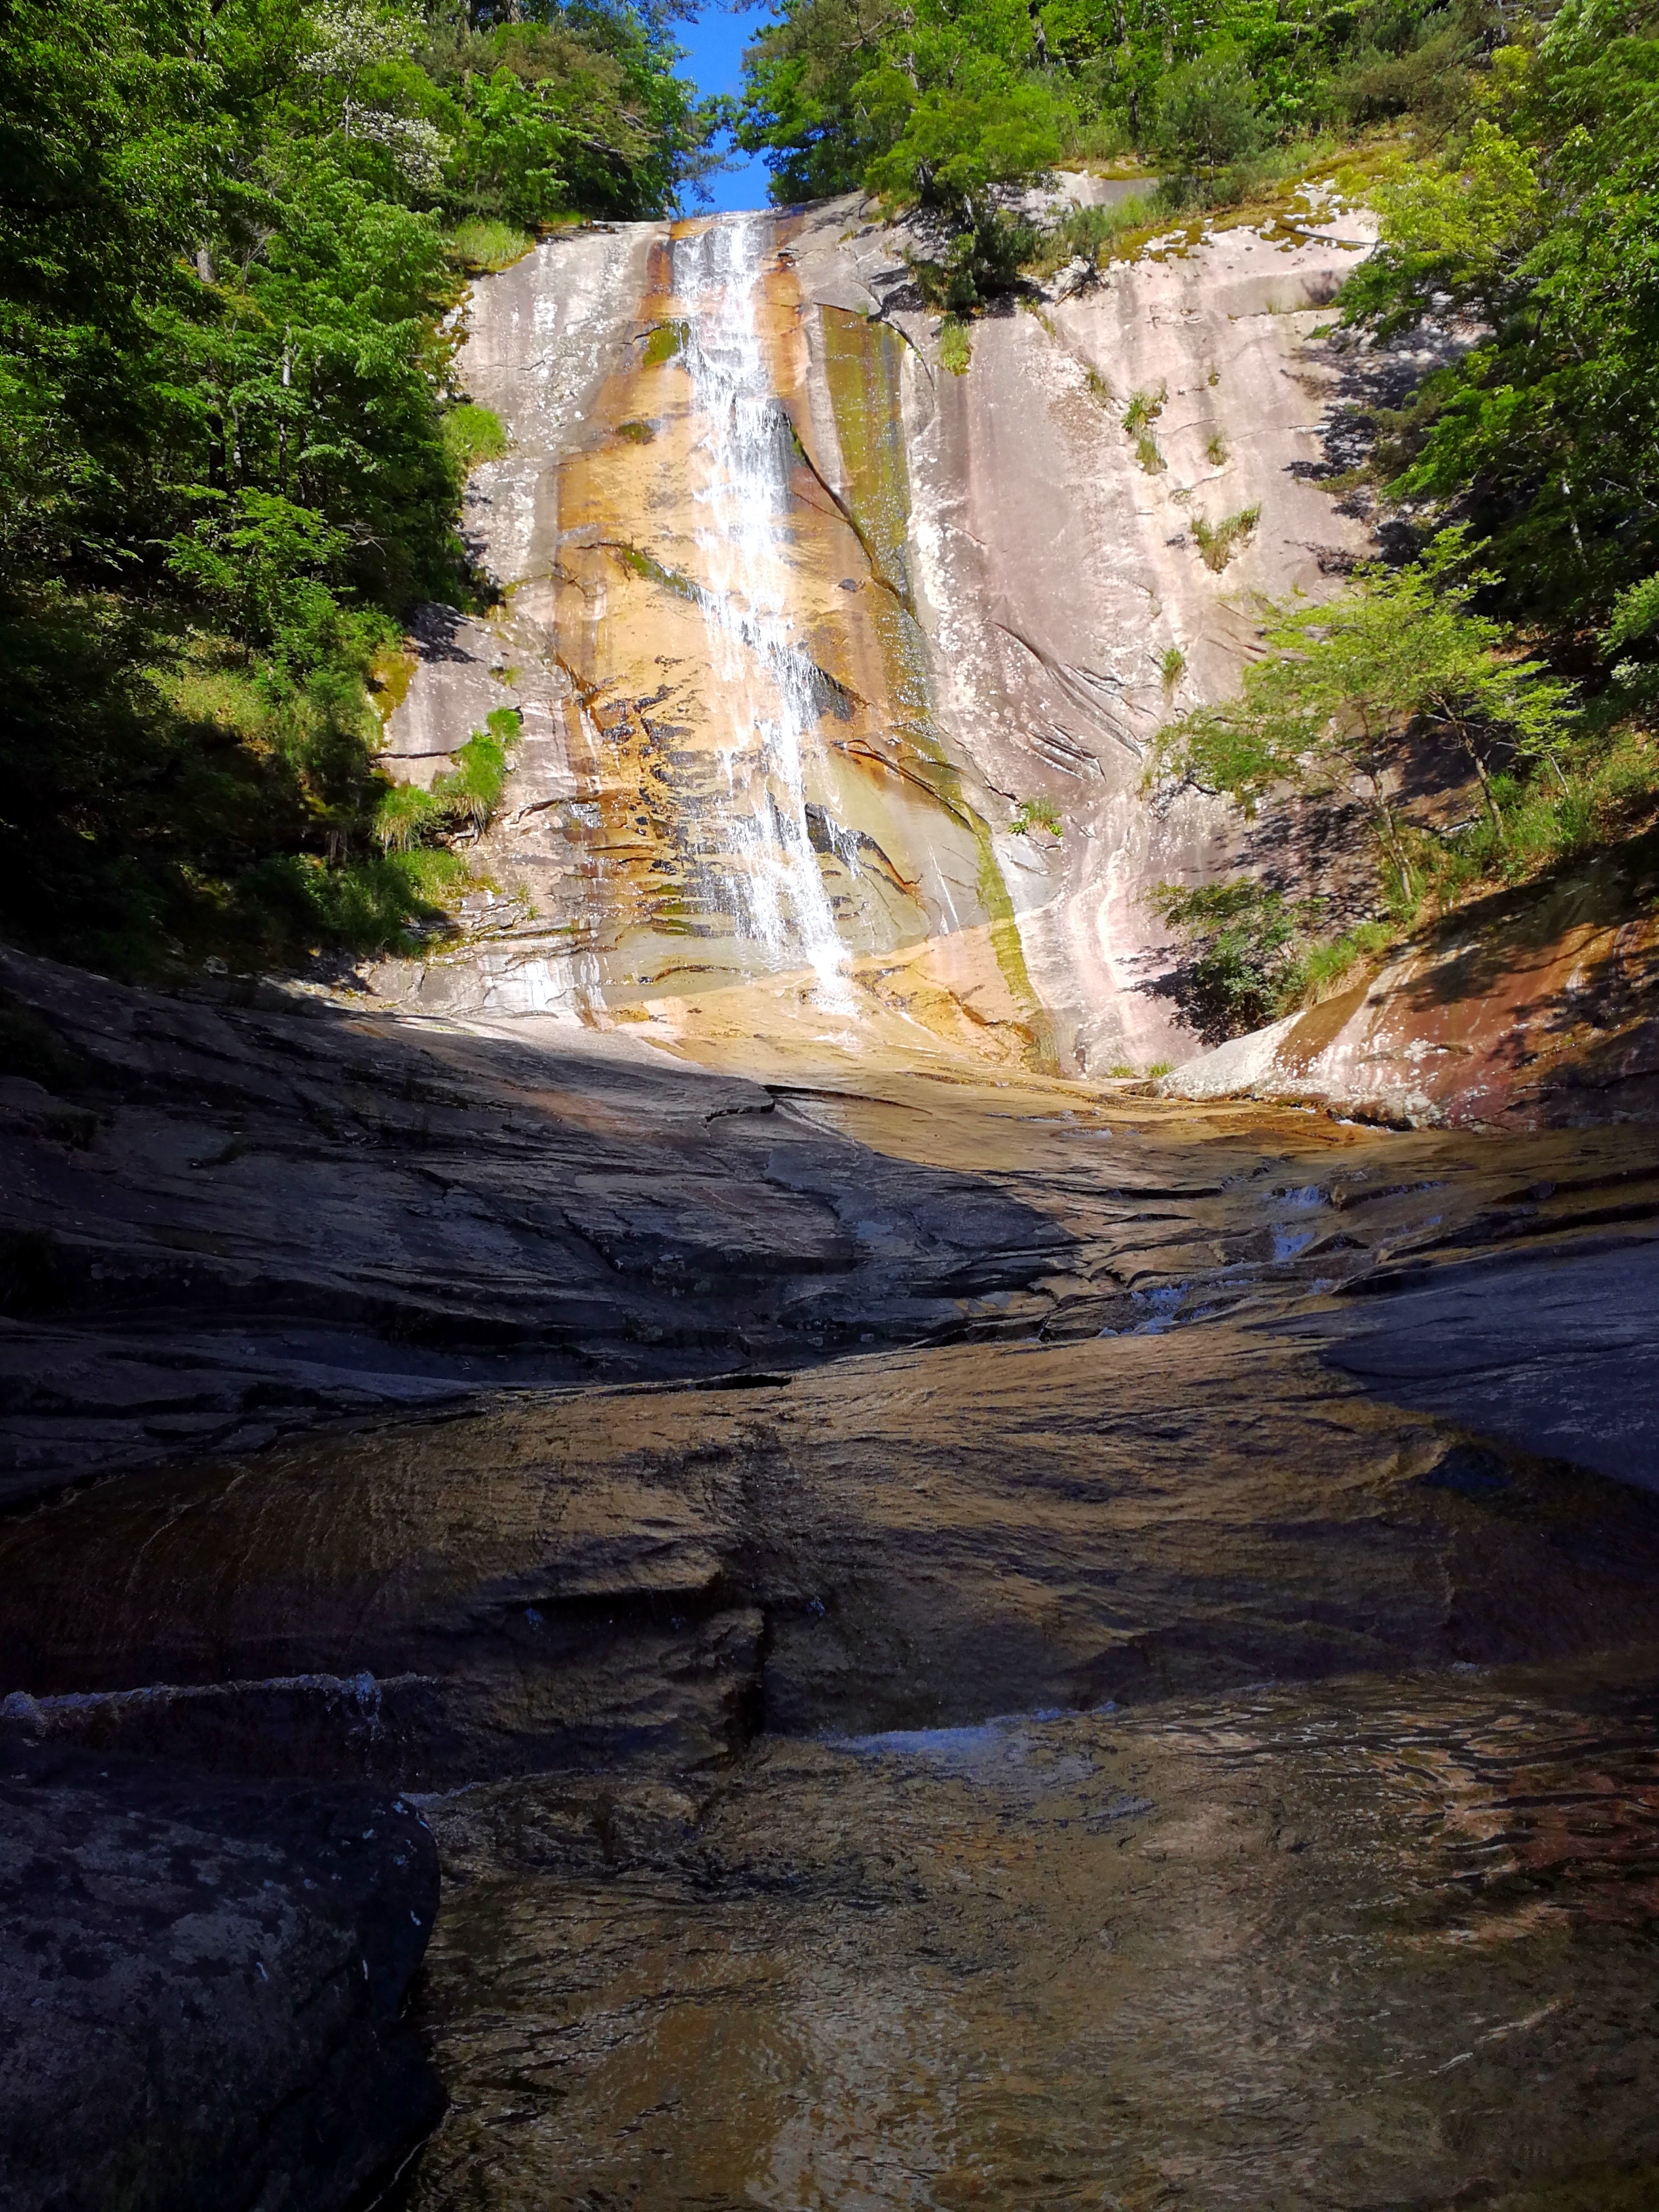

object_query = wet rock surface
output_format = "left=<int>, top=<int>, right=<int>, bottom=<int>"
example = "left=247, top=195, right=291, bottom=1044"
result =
left=407, top=1664, right=1659, bottom=2212
left=1299, top=1240, right=1659, bottom=1489
left=5, top=967, right=1659, bottom=2204
left=9, top=1317, right=1659, bottom=1784
left=8, top=1285, right=1659, bottom=2206
left=0, top=945, right=1078, bottom=1495
left=7, top=939, right=1659, bottom=1499
left=0, top=1739, right=441, bottom=2211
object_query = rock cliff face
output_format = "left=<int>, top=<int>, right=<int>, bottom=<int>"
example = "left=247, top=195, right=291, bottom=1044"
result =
left=377, top=191, right=1381, bottom=1077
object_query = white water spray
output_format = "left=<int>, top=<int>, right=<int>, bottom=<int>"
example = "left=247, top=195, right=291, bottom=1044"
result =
left=676, top=217, right=852, bottom=1008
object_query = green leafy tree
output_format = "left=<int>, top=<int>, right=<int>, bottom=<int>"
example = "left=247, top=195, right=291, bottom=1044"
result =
left=1152, top=48, right=1262, bottom=185
left=0, top=0, right=712, bottom=968
left=1341, top=118, right=1545, bottom=334
left=1149, top=543, right=1577, bottom=893
left=1343, top=7, right=1659, bottom=628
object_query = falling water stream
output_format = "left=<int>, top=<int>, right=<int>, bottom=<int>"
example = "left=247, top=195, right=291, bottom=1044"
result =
left=677, top=218, right=852, bottom=1008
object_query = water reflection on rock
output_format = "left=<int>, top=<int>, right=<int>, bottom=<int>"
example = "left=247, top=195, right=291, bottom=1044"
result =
left=407, top=1665, right=1659, bottom=2210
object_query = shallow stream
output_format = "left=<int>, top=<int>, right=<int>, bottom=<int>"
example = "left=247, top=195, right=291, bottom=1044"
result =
left=404, top=1662, right=1659, bottom=2211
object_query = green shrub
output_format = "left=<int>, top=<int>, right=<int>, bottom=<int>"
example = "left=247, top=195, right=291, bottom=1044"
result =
left=448, top=218, right=535, bottom=272
left=234, top=852, right=447, bottom=956
left=1147, top=878, right=1319, bottom=1039
left=1148, top=879, right=1398, bottom=1042
left=939, top=315, right=972, bottom=375
left=374, top=782, right=448, bottom=853
left=909, top=209, right=1041, bottom=314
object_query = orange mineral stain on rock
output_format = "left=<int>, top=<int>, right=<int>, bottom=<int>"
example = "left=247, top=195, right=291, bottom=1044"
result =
left=405, top=213, right=1054, bottom=1071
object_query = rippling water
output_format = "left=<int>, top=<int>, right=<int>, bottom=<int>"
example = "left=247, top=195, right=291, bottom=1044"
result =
left=401, top=1660, right=1659, bottom=2210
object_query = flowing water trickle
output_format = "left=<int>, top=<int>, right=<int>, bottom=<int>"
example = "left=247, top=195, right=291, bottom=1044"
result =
left=675, top=217, right=854, bottom=1009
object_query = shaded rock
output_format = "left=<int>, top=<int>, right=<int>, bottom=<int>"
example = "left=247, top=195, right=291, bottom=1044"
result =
left=1289, top=1240, right=1659, bottom=1490
left=0, top=1741, right=441, bottom=2211
left=10, top=1300, right=1659, bottom=1787
left=0, top=945, right=1088, bottom=1495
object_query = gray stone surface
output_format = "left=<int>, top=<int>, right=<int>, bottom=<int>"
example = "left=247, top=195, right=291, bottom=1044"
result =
left=1291, top=1240, right=1659, bottom=1491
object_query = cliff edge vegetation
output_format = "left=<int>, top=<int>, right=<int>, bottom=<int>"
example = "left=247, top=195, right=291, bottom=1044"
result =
left=0, top=0, right=714, bottom=976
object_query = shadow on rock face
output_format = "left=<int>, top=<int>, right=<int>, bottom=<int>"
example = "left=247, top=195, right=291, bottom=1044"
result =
left=0, top=1739, right=442, bottom=2212
left=0, top=945, right=1078, bottom=1498
left=10, top=1321, right=1659, bottom=1790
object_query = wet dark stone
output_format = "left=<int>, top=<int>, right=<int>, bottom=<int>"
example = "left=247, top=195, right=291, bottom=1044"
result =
left=1417, top=1445, right=1513, bottom=1496
left=0, top=1739, right=442, bottom=2212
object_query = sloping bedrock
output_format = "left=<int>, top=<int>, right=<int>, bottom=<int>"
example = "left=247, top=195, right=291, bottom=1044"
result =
left=1159, top=837, right=1659, bottom=1126
left=0, top=947, right=1083, bottom=1497
left=7, top=1320, right=1659, bottom=1790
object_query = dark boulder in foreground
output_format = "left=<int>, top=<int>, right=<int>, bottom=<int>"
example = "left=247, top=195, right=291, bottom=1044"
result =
left=0, top=1738, right=441, bottom=2212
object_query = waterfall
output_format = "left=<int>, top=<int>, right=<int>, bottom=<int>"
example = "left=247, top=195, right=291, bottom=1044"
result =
left=675, top=216, right=853, bottom=1009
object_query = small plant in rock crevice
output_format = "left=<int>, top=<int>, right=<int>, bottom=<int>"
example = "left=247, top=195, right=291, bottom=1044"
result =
left=1192, top=505, right=1260, bottom=571
left=1122, top=385, right=1166, bottom=436
left=1160, top=644, right=1187, bottom=690
left=1010, top=795, right=1063, bottom=836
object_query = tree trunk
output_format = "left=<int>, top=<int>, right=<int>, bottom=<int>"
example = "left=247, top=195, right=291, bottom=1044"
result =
left=1468, top=746, right=1505, bottom=839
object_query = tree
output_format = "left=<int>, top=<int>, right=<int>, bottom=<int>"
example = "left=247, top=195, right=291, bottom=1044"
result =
left=0, top=0, right=713, bottom=969
left=1149, top=543, right=1577, bottom=896
left=1342, top=12, right=1659, bottom=629
left=1341, top=118, right=1545, bottom=336
left=1152, top=49, right=1262, bottom=186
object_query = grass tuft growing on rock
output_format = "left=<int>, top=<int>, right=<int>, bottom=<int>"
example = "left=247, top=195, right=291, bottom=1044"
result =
left=442, top=404, right=509, bottom=474
left=448, top=219, right=535, bottom=273
left=1010, top=795, right=1063, bottom=836
left=938, top=315, right=972, bottom=375
left=375, top=709, right=518, bottom=851
left=1192, top=505, right=1260, bottom=570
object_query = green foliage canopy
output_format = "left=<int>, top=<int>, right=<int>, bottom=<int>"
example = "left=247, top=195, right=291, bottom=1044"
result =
left=0, top=0, right=709, bottom=968
left=1348, top=3, right=1659, bottom=631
